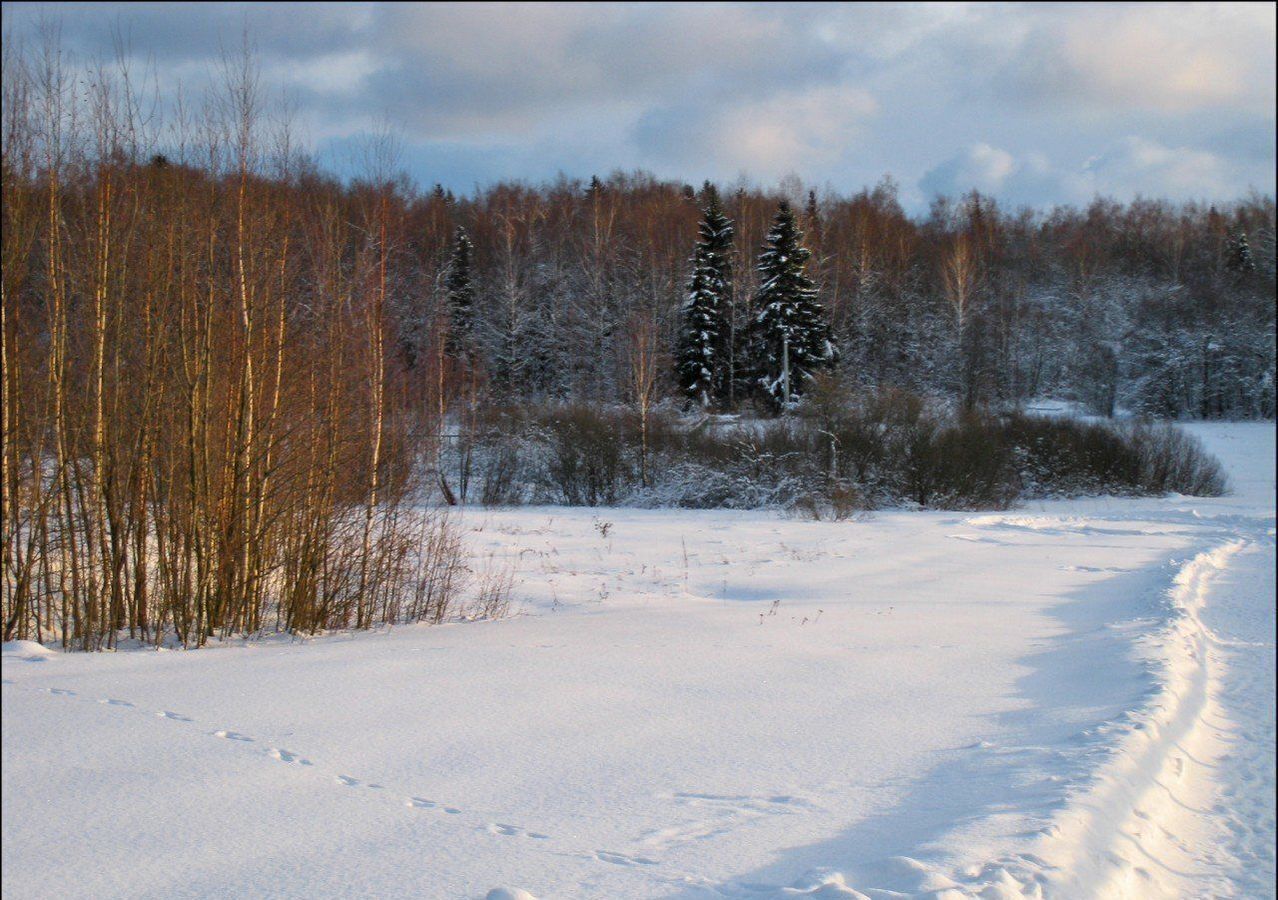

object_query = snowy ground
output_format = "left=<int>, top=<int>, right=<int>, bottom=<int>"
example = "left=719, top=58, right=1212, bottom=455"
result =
left=3, top=424, right=1273, bottom=900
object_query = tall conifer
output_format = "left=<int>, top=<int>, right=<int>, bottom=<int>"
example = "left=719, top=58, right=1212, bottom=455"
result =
left=676, top=186, right=734, bottom=407
left=749, top=201, right=834, bottom=409
left=446, top=226, right=476, bottom=359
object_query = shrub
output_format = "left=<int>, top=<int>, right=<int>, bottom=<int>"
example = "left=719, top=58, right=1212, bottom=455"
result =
left=1003, top=413, right=1142, bottom=496
left=538, top=404, right=632, bottom=506
left=450, top=393, right=1228, bottom=511
left=792, top=481, right=865, bottom=521
left=1123, top=422, right=1228, bottom=496
left=930, top=415, right=1020, bottom=509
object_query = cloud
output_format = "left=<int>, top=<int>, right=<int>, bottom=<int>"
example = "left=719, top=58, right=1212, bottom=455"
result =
left=921, top=137, right=1264, bottom=208
left=999, top=3, right=1275, bottom=115
left=1, top=1, right=1272, bottom=208
left=1082, top=137, right=1234, bottom=200
left=920, top=143, right=1018, bottom=196
left=920, top=144, right=1083, bottom=207
left=636, top=84, right=878, bottom=177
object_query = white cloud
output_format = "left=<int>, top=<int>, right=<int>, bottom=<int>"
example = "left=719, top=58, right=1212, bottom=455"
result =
left=2, top=1, right=1272, bottom=207
left=1003, top=3, right=1275, bottom=114
left=920, top=137, right=1256, bottom=208
left=1082, top=137, right=1234, bottom=199
left=262, top=50, right=381, bottom=99
left=705, top=85, right=879, bottom=174
left=926, top=143, right=1016, bottom=193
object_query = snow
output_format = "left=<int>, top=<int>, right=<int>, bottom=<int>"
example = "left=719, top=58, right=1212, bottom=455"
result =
left=2, top=424, right=1273, bottom=899
left=1, top=640, right=57, bottom=662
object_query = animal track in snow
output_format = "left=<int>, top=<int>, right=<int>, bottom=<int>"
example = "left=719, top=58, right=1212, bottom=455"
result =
left=595, top=850, right=659, bottom=867
left=640, top=791, right=814, bottom=850
left=639, top=819, right=732, bottom=849
left=403, top=794, right=461, bottom=813
left=485, top=823, right=550, bottom=839
left=16, top=678, right=588, bottom=869
left=213, top=730, right=254, bottom=742
left=270, top=748, right=313, bottom=766
left=672, top=790, right=811, bottom=811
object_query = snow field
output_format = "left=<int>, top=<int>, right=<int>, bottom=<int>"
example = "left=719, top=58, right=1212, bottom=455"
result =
left=2, top=424, right=1273, bottom=899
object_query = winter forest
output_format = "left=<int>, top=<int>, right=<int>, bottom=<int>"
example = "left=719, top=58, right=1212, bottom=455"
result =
left=2, top=6, right=1276, bottom=900
left=2, top=35, right=1274, bottom=648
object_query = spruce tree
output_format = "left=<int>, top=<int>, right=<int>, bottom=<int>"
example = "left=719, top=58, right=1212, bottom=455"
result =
left=804, top=189, right=822, bottom=247
left=748, top=201, right=834, bottom=409
left=677, top=186, right=734, bottom=407
left=446, top=226, right=476, bottom=359
left=1227, top=226, right=1256, bottom=274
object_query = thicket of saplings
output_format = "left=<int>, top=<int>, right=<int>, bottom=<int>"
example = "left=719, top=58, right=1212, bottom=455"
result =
left=1, top=46, right=499, bottom=650
left=441, top=383, right=1228, bottom=516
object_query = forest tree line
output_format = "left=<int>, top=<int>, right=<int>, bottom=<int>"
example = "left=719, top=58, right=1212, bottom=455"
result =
left=1, top=40, right=1270, bottom=647
left=424, top=174, right=1275, bottom=423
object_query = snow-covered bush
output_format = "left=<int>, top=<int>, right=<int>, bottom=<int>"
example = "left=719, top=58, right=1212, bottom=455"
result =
left=443, top=393, right=1228, bottom=512
left=538, top=405, right=634, bottom=506
left=1122, top=421, right=1229, bottom=496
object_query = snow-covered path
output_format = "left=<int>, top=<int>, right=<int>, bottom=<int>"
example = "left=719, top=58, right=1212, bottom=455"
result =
left=1201, top=541, right=1276, bottom=898
left=2, top=425, right=1273, bottom=899
left=1181, top=426, right=1277, bottom=899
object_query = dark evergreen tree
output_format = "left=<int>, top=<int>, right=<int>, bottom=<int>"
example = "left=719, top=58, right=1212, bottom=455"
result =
left=804, top=189, right=822, bottom=247
left=1227, top=226, right=1256, bottom=274
left=676, top=187, right=734, bottom=407
left=446, top=226, right=476, bottom=360
left=748, top=201, right=834, bottom=409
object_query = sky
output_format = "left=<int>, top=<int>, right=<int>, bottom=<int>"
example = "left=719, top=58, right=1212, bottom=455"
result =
left=3, top=2, right=1274, bottom=211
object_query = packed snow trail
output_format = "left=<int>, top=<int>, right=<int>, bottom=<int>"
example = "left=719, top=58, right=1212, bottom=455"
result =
left=2, top=424, right=1273, bottom=899
left=1195, top=539, right=1277, bottom=898
left=749, top=424, right=1276, bottom=899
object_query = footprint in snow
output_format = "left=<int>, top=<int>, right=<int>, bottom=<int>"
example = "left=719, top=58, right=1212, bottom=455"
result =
left=673, top=791, right=809, bottom=810
left=639, top=820, right=731, bottom=849
left=213, top=730, right=254, bottom=742
left=485, top=823, right=549, bottom=840
left=595, top=850, right=659, bottom=867
left=270, top=748, right=313, bottom=766
left=406, top=797, right=460, bottom=814
left=48, top=688, right=76, bottom=696
left=54, top=701, right=544, bottom=841
left=335, top=774, right=385, bottom=789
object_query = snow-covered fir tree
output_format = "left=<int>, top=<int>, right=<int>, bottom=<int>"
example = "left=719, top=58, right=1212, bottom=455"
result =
left=676, top=185, right=734, bottom=407
left=1227, top=227, right=1256, bottom=274
left=446, top=226, right=476, bottom=360
left=748, top=201, right=835, bottom=409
